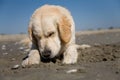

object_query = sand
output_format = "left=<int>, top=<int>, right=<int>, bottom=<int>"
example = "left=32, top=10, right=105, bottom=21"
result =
left=0, top=29, right=120, bottom=80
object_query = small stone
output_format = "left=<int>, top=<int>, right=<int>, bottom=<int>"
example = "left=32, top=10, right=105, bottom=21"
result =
left=11, top=64, right=20, bottom=70
left=11, top=58, right=16, bottom=61
left=1, top=45, right=6, bottom=50
left=66, top=69, right=78, bottom=74
left=115, top=71, right=119, bottom=74
left=19, top=47, right=24, bottom=50
left=3, top=52, right=8, bottom=55
left=94, top=43, right=100, bottom=46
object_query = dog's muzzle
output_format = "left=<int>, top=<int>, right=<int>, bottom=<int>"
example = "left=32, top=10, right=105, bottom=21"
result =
left=41, top=49, right=51, bottom=58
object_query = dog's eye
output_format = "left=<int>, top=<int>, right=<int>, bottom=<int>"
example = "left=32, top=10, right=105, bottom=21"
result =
left=47, top=32, right=55, bottom=37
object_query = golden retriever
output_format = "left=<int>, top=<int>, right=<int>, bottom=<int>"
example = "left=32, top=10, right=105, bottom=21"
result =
left=22, top=4, right=90, bottom=67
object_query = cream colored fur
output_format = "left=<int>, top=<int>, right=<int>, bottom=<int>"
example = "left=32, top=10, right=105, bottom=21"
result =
left=22, top=4, right=90, bottom=67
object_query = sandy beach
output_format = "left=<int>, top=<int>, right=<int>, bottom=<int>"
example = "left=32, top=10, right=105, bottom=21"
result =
left=0, top=29, right=120, bottom=80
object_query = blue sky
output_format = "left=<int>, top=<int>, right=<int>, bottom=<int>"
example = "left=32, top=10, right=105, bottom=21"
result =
left=0, top=0, right=120, bottom=34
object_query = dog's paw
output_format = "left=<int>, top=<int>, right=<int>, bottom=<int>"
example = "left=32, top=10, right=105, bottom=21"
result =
left=63, top=58, right=77, bottom=64
left=62, top=53, right=77, bottom=64
left=62, top=45, right=78, bottom=64
left=21, top=50, right=40, bottom=67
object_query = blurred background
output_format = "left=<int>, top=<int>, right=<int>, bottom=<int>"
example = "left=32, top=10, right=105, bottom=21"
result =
left=0, top=0, right=120, bottom=34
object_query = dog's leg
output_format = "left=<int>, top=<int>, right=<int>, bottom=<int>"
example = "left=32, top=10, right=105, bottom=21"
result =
left=22, top=49, right=40, bottom=67
left=62, top=45, right=78, bottom=64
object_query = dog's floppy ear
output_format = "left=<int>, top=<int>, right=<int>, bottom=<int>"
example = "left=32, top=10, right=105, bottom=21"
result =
left=28, top=23, right=37, bottom=44
left=57, top=16, right=71, bottom=43
left=28, top=22, right=33, bottom=41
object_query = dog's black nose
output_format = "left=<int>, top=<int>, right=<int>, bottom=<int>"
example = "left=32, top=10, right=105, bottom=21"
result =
left=42, top=50, right=51, bottom=58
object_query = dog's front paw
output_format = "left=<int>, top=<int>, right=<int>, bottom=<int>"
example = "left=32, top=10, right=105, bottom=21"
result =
left=62, top=45, right=78, bottom=64
left=22, top=50, right=40, bottom=67
left=62, top=54, right=77, bottom=64
left=63, top=58, right=77, bottom=64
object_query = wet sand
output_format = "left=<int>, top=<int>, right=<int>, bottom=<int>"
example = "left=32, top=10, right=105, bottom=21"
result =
left=0, top=29, right=120, bottom=80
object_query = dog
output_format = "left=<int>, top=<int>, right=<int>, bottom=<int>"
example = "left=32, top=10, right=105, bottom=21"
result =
left=22, top=4, right=90, bottom=67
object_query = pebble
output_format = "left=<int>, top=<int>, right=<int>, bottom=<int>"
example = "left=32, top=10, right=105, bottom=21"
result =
left=1, top=45, right=6, bottom=50
left=19, top=47, right=24, bottom=50
left=11, top=64, right=20, bottom=70
left=11, top=58, right=16, bottom=61
left=66, top=69, right=78, bottom=74
left=66, top=67, right=86, bottom=74
left=3, top=52, right=8, bottom=55
left=94, top=43, right=100, bottom=46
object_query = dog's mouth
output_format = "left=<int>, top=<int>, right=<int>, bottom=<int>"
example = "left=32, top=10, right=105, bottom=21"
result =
left=41, top=54, right=51, bottom=59
left=41, top=56, right=56, bottom=63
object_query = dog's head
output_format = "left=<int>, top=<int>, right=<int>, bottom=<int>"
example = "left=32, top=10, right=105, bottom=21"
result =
left=28, top=5, right=72, bottom=59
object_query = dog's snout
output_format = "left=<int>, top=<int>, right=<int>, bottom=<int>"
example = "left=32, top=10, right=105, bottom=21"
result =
left=42, top=50, right=51, bottom=58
